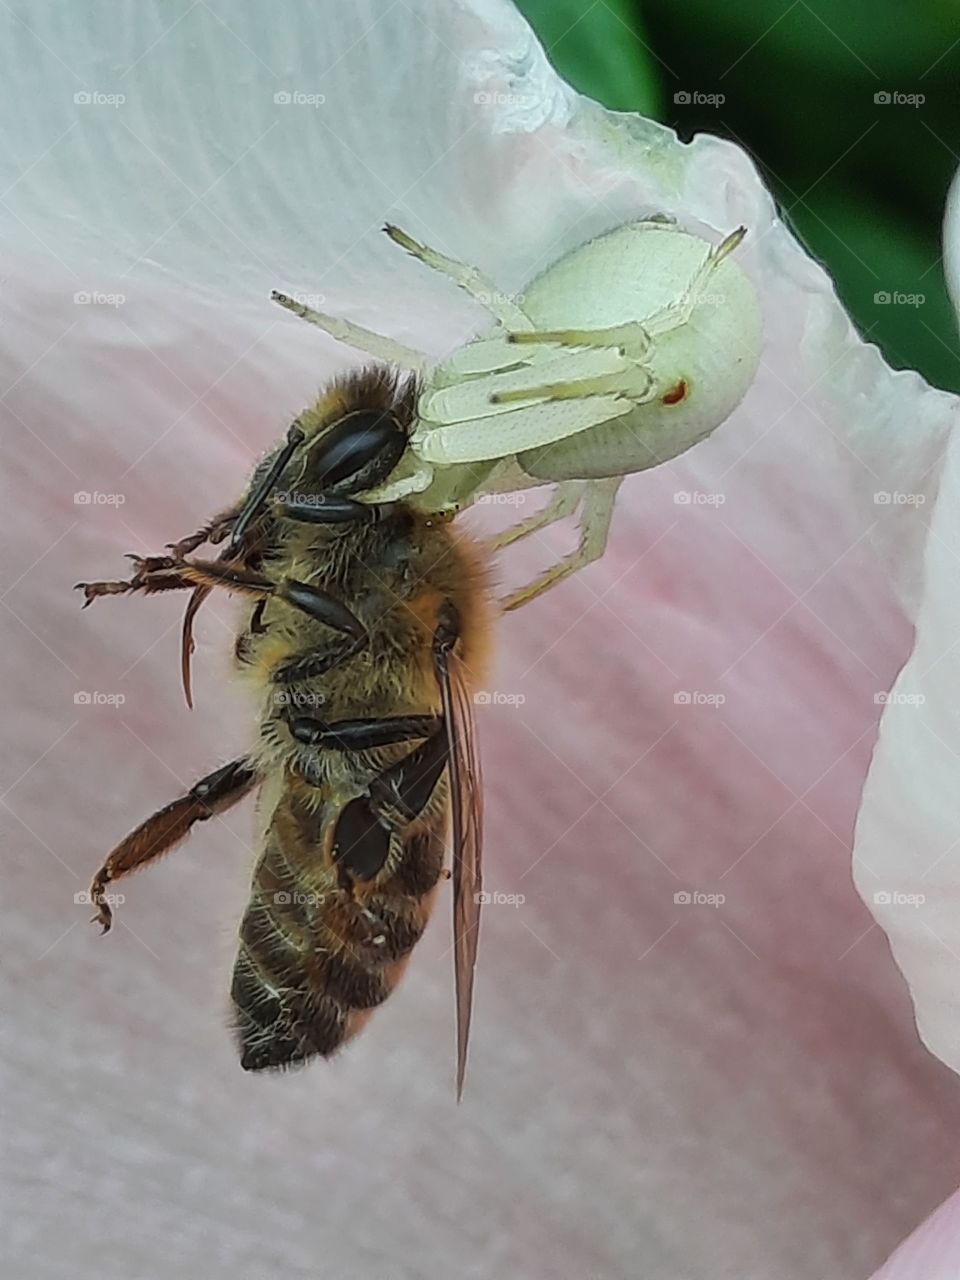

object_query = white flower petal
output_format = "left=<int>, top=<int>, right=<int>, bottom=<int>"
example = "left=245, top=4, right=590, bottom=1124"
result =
left=852, top=184, right=960, bottom=1077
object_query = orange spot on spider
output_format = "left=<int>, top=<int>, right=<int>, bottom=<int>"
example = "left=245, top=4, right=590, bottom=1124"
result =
left=661, top=379, right=688, bottom=406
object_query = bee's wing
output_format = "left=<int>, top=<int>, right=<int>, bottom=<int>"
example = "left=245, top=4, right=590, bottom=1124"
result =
left=436, top=645, right=483, bottom=1100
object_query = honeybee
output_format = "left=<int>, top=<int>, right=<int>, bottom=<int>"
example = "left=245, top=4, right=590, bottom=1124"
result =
left=76, top=367, right=491, bottom=1095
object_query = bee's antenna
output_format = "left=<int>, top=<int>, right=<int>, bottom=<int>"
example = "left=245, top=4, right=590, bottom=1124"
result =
left=227, top=419, right=306, bottom=554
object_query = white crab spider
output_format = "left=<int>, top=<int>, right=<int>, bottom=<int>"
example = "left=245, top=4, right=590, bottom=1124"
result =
left=273, top=217, right=762, bottom=611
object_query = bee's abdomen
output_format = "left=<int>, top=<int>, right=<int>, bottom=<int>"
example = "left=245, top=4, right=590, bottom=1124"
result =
left=232, top=829, right=444, bottom=1071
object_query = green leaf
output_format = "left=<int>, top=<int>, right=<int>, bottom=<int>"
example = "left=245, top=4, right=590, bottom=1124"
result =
left=515, top=0, right=663, bottom=116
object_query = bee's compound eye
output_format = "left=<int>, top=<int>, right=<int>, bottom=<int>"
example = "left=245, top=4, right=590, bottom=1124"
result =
left=312, top=411, right=407, bottom=493
left=332, top=795, right=391, bottom=882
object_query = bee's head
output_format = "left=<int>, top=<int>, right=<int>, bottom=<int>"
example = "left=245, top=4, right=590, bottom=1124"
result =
left=293, top=367, right=419, bottom=500
left=230, top=371, right=418, bottom=552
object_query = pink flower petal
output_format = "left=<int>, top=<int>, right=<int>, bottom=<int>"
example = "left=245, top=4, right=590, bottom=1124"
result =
left=4, top=3, right=960, bottom=1277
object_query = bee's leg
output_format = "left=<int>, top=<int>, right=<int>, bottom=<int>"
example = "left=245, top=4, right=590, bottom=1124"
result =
left=270, top=634, right=366, bottom=685
left=286, top=714, right=440, bottom=750
left=233, top=599, right=268, bottom=665
left=88, top=759, right=258, bottom=933
left=486, top=480, right=587, bottom=552
left=271, top=290, right=429, bottom=373
left=167, top=508, right=239, bottom=559
left=181, top=584, right=213, bottom=710
left=383, top=224, right=532, bottom=331
left=329, top=727, right=450, bottom=884
left=174, top=559, right=366, bottom=640
left=278, top=716, right=445, bottom=885
left=249, top=598, right=268, bottom=633
left=368, top=727, right=450, bottom=825
left=498, top=475, right=623, bottom=612
left=275, top=496, right=399, bottom=526
left=75, top=560, right=196, bottom=608
left=76, top=505, right=242, bottom=608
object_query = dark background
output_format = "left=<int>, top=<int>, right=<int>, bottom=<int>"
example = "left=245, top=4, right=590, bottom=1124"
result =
left=517, top=0, right=960, bottom=393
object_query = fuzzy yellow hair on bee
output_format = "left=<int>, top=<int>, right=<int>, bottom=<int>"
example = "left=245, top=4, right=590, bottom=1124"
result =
left=76, top=364, right=491, bottom=1097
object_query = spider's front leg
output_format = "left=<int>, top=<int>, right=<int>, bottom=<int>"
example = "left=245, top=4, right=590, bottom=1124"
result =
left=383, top=223, right=533, bottom=332
left=270, top=290, right=428, bottom=372
left=271, top=220, right=534, bottom=369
